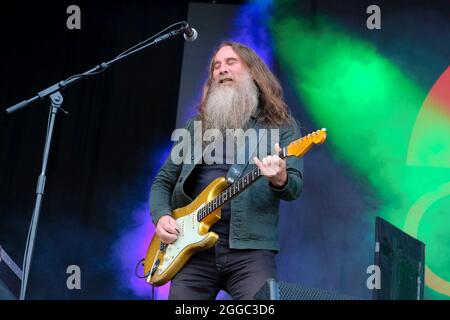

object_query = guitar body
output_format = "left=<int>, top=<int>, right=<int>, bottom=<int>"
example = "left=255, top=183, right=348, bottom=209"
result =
left=144, top=176, right=230, bottom=286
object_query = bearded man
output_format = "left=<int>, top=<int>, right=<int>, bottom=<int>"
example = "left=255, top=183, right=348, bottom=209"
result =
left=149, top=41, right=303, bottom=300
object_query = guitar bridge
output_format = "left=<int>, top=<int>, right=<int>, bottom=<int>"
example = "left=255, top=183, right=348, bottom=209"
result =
left=150, top=258, right=160, bottom=277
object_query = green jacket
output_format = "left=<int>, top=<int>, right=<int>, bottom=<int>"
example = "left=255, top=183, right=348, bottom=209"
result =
left=149, top=115, right=303, bottom=251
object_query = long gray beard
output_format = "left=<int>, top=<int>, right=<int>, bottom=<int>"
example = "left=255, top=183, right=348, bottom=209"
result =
left=202, top=72, right=259, bottom=132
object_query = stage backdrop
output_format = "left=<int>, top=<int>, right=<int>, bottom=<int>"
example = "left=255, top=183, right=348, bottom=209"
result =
left=0, top=0, right=449, bottom=300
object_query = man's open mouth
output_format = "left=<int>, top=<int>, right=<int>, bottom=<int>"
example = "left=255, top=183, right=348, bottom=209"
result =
left=219, top=78, right=233, bottom=84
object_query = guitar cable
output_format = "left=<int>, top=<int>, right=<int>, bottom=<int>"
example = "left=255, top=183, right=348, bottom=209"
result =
left=135, top=258, right=156, bottom=300
left=135, top=258, right=149, bottom=279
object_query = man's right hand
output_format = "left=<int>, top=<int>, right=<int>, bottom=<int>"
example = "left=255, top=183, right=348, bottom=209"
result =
left=156, top=215, right=180, bottom=244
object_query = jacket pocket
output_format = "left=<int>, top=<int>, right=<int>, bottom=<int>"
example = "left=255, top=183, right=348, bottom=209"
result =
left=247, top=178, right=279, bottom=240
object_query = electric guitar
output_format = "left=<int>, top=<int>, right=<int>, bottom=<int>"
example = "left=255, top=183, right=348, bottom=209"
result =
left=144, top=128, right=327, bottom=286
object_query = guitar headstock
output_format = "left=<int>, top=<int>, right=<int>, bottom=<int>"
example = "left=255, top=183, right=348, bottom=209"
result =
left=285, top=128, right=327, bottom=158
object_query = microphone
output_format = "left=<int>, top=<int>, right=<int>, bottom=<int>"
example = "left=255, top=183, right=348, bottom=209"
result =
left=183, top=23, right=198, bottom=42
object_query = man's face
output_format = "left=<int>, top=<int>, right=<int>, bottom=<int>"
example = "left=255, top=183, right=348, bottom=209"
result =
left=212, top=46, right=249, bottom=86
left=204, top=45, right=259, bottom=131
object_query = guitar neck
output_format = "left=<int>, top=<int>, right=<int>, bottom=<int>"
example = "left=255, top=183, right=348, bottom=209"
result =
left=194, top=128, right=328, bottom=223
left=196, top=148, right=286, bottom=222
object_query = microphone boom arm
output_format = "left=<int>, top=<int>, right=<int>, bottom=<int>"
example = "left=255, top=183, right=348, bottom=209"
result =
left=5, top=21, right=187, bottom=114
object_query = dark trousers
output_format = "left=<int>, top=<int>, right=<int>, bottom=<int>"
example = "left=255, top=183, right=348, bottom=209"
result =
left=168, top=238, right=276, bottom=300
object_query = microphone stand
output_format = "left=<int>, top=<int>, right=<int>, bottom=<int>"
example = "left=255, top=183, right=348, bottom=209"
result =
left=5, top=21, right=189, bottom=300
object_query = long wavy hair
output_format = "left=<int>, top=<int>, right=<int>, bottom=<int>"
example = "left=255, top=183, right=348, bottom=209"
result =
left=198, top=41, right=291, bottom=126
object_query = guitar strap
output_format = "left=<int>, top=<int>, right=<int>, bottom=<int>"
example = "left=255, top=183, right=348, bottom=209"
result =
left=225, top=116, right=267, bottom=184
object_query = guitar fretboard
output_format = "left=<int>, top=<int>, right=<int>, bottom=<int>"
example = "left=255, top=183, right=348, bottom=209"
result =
left=196, top=147, right=286, bottom=222
left=196, top=167, right=261, bottom=221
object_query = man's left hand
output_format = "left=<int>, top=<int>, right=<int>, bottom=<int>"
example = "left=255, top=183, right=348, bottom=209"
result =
left=253, top=143, right=287, bottom=188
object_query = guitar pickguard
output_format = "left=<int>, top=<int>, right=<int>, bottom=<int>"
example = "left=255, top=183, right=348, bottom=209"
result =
left=156, top=204, right=208, bottom=275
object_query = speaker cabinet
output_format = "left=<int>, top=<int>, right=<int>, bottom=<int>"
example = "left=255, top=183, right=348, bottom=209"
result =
left=374, top=217, right=425, bottom=300
left=254, top=278, right=361, bottom=300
